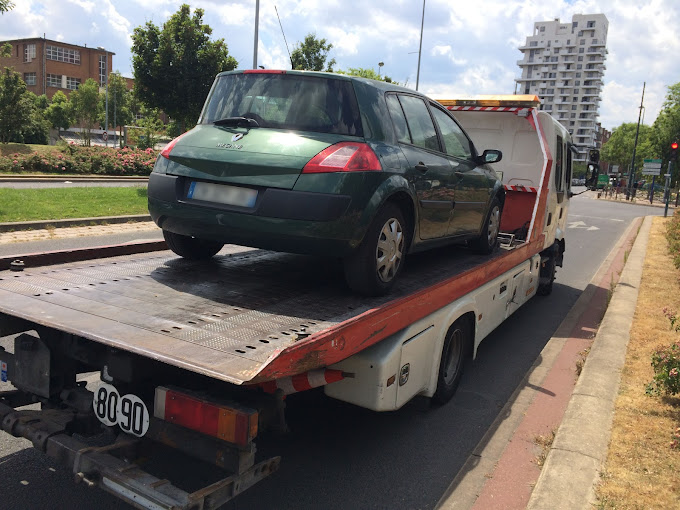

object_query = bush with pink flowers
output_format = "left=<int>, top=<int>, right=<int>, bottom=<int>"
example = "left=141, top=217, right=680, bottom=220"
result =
left=0, top=145, right=158, bottom=175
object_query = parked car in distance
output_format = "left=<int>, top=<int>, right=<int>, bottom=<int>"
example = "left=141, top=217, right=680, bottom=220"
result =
left=148, top=70, right=504, bottom=295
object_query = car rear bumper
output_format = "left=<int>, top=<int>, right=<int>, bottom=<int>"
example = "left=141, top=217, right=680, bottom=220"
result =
left=148, top=173, right=360, bottom=256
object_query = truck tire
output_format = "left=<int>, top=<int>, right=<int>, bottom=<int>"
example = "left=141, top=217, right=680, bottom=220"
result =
left=163, top=230, right=223, bottom=260
left=343, top=203, right=407, bottom=296
left=537, top=252, right=556, bottom=296
left=431, top=318, right=471, bottom=405
left=470, top=196, right=501, bottom=254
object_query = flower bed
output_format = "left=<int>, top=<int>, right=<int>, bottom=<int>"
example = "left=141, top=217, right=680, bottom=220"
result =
left=0, top=145, right=158, bottom=176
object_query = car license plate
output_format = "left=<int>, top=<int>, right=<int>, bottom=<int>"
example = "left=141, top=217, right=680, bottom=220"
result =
left=93, top=383, right=150, bottom=437
left=187, top=181, right=258, bottom=208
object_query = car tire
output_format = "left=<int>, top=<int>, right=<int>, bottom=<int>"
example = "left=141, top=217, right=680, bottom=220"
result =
left=431, top=318, right=470, bottom=406
left=343, top=203, right=407, bottom=296
left=470, top=196, right=501, bottom=254
left=163, top=230, right=224, bottom=260
left=537, top=251, right=557, bottom=296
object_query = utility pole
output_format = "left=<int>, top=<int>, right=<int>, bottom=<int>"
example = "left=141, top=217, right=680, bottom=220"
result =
left=415, top=0, right=425, bottom=91
left=626, top=82, right=645, bottom=199
left=252, top=0, right=259, bottom=69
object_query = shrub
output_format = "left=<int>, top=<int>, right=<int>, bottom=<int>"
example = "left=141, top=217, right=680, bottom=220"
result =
left=666, top=210, right=680, bottom=269
left=646, top=308, right=680, bottom=396
left=0, top=144, right=157, bottom=176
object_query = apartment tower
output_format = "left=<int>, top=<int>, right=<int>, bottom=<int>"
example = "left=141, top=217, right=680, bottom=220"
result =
left=515, top=14, right=608, bottom=162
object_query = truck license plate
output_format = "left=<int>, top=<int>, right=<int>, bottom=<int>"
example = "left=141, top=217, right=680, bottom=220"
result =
left=93, top=383, right=150, bottom=437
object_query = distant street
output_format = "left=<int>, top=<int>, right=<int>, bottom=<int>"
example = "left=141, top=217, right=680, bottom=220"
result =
left=0, top=178, right=148, bottom=189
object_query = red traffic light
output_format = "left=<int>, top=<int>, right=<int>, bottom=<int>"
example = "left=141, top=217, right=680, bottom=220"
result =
left=672, top=142, right=679, bottom=150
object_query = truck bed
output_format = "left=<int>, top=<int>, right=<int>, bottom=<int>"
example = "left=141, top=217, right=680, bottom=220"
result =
left=0, top=238, right=541, bottom=385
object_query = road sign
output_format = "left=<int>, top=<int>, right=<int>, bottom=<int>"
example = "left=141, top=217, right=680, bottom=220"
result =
left=102, top=131, right=108, bottom=141
left=642, top=168, right=662, bottom=175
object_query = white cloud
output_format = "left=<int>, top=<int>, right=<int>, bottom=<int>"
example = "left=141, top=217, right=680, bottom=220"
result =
left=431, top=45, right=467, bottom=66
left=66, top=0, right=95, bottom=14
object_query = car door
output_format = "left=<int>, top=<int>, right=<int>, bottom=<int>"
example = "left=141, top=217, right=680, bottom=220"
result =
left=386, top=94, right=456, bottom=240
left=429, top=105, right=491, bottom=236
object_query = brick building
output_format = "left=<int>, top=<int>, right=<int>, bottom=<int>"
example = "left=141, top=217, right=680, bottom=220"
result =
left=0, top=37, right=114, bottom=99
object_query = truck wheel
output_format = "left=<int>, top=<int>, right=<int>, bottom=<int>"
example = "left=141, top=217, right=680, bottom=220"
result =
left=470, top=197, right=501, bottom=254
left=343, top=203, right=407, bottom=296
left=431, top=318, right=470, bottom=405
left=537, top=252, right=556, bottom=296
left=163, top=230, right=223, bottom=260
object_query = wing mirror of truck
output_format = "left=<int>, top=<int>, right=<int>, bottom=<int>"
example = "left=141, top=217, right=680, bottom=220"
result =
left=479, top=149, right=502, bottom=164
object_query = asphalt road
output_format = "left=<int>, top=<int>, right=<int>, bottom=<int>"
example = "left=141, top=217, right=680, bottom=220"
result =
left=0, top=192, right=666, bottom=510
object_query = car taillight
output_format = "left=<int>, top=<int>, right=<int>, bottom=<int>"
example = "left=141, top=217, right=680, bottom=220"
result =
left=160, top=132, right=188, bottom=159
left=154, top=387, right=258, bottom=446
left=302, top=142, right=382, bottom=173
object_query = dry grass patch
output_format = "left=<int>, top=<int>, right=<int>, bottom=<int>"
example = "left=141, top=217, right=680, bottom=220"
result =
left=534, top=428, right=557, bottom=468
left=596, top=216, right=680, bottom=509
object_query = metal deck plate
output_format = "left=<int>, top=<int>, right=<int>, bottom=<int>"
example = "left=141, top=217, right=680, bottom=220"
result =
left=0, top=244, right=494, bottom=383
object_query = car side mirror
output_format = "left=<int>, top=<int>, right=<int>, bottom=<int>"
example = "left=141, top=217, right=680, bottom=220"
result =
left=479, top=149, right=502, bottom=164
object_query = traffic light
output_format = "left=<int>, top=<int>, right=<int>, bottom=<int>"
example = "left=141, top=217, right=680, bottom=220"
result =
left=588, top=148, right=600, bottom=164
left=672, top=141, right=679, bottom=161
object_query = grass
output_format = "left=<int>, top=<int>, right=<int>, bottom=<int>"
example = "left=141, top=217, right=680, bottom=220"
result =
left=534, top=428, right=557, bottom=468
left=0, top=187, right=149, bottom=222
left=595, top=216, right=680, bottom=509
left=0, top=143, right=57, bottom=157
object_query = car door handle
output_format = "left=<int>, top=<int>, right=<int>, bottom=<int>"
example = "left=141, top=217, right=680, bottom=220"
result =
left=415, top=163, right=428, bottom=173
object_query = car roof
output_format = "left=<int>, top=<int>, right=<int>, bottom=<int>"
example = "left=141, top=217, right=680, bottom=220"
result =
left=216, top=69, right=419, bottom=95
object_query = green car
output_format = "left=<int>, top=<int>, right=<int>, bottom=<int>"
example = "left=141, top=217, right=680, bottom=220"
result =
left=148, top=70, right=504, bottom=295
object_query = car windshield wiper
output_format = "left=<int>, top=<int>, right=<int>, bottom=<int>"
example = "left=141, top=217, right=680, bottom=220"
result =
left=213, top=117, right=260, bottom=128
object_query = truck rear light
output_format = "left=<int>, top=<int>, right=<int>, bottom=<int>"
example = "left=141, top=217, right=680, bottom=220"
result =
left=242, top=69, right=286, bottom=74
left=302, top=142, right=382, bottom=173
left=160, top=132, right=188, bottom=160
left=154, top=387, right=257, bottom=446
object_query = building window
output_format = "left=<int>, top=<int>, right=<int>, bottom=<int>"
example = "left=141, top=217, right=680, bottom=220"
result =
left=539, top=26, right=545, bottom=32
left=23, top=43, right=36, bottom=62
left=587, top=21, right=595, bottom=28
left=571, top=105, right=577, bottom=110
left=99, top=55, right=107, bottom=85
left=572, top=22, right=578, bottom=29
left=46, top=45, right=81, bottom=65
left=66, top=77, right=81, bottom=90
left=24, top=72, right=37, bottom=86
left=571, top=114, right=576, bottom=118
left=47, top=74, right=61, bottom=88
left=530, top=41, right=538, bottom=47
left=579, top=48, right=584, bottom=53
left=574, top=88, right=580, bottom=93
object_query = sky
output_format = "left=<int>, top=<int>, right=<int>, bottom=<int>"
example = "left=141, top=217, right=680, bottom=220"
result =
left=2, top=0, right=678, bottom=131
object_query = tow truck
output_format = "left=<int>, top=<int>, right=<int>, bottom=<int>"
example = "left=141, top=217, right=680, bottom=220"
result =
left=0, top=95, right=573, bottom=509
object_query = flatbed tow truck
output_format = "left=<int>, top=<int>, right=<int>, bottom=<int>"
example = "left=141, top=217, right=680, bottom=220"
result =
left=0, top=96, right=574, bottom=509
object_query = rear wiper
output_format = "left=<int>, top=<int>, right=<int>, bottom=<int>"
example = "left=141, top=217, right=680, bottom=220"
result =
left=213, top=117, right=260, bottom=128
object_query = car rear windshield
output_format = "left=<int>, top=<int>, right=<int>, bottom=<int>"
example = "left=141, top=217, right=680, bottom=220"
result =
left=199, top=73, right=363, bottom=136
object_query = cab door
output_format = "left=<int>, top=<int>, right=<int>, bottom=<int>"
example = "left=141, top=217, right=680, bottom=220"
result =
left=386, top=94, right=457, bottom=240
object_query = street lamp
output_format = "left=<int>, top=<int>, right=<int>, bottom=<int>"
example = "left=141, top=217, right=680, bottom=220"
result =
left=378, top=62, right=384, bottom=78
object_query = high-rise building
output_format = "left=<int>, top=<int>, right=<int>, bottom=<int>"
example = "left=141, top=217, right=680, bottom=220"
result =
left=0, top=37, right=114, bottom=99
left=515, top=14, right=608, bottom=162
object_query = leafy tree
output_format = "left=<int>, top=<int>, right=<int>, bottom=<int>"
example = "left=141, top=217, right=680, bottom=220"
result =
left=290, top=33, right=335, bottom=72
left=20, top=91, right=50, bottom=144
left=1, top=42, right=11, bottom=58
left=0, top=67, right=34, bottom=143
left=70, top=78, right=102, bottom=146
left=131, top=106, right=165, bottom=149
left=131, top=4, right=237, bottom=133
left=336, top=67, right=398, bottom=84
left=101, top=72, right=132, bottom=144
left=601, top=122, right=655, bottom=181
left=0, top=1, right=14, bottom=14
left=46, top=90, right=74, bottom=140
left=651, top=82, right=680, bottom=182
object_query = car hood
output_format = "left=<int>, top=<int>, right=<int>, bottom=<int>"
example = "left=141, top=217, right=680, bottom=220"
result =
left=165, top=124, right=360, bottom=189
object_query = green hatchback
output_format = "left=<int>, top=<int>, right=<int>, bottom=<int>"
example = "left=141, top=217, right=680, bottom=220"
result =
left=148, top=70, right=504, bottom=295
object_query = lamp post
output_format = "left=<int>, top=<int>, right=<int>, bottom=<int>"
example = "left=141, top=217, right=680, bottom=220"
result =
left=378, top=62, right=384, bottom=78
left=416, top=0, right=425, bottom=91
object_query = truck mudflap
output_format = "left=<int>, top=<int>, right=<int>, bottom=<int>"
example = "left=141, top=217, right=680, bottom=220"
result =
left=0, top=401, right=280, bottom=510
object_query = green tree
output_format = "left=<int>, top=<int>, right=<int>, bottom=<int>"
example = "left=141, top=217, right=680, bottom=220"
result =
left=601, top=123, right=655, bottom=181
left=0, top=1, right=14, bottom=14
left=0, top=67, right=33, bottom=143
left=132, top=106, right=164, bottom=149
left=336, top=67, right=398, bottom=84
left=651, top=82, right=680, bottom=182
left=131, top=4, right=237, bottom=133
left=70, top=78, right=102, bottom=146
left=46, top=90, right=74, bottom=140
left=20, top=91, right=50, bottom=144
left=290, top=33, right=335, bottom=71
left=102, top=72, right=132, bottom=145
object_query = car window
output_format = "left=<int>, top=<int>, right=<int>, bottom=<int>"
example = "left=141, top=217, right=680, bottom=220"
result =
left=430, top=107, right=473, bottom=160
left=397, top=95, right=440, bottom=151
left=199, top=73, right=363, bottom=136
left=386, top=94, right=411, bottom=144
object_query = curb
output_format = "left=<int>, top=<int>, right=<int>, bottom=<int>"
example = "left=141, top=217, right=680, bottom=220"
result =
left=0, top=215, right=153, bottom=233
left=435, top=216, right=643, bottom=509
left=0, top=176, right=148, bottom=182
left=526, top=216, right=652, bottom=509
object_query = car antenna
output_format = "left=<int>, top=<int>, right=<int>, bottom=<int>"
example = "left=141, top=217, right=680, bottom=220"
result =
left=275, top=6, right=293, bottom=69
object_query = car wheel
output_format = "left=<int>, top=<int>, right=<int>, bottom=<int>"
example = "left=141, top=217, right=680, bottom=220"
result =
left=343, top=203, right=407, bottom=296
left=537, top=251, right=557, bottom=296
left=163, top=230, right=223, bottom=260
left=431, top=318, right=470, bottom=406
left=470, top=196, right=501, bottom=254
